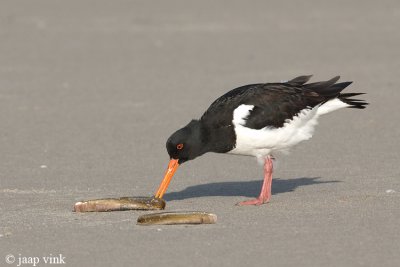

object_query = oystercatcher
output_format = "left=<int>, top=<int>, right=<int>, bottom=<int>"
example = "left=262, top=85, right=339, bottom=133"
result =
left=154, top=75, right=367, bottom=205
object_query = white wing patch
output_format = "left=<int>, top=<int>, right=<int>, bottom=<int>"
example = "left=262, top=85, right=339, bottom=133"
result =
left=232, top=104, right=254, bottom=126
left=229, top=98, right=349, bottom=158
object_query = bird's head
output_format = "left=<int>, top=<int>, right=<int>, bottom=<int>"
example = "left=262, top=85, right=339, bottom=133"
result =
left=154, top=120, right=207, bottom=199
left=166, top=120, right=206, bottom=164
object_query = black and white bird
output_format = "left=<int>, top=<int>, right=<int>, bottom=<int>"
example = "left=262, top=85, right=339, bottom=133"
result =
left=155, top=75, right=368, bottom=205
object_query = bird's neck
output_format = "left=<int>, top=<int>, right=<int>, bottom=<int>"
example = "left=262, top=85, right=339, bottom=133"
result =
left=199, top=122, right=236, bottom=154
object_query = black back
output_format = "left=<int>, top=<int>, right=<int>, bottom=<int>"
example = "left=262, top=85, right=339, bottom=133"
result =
left=200, top=75, right=367, bottom=131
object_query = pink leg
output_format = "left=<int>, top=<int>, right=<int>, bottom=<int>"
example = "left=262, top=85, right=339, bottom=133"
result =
left=237, top=156, right=273, bottom=206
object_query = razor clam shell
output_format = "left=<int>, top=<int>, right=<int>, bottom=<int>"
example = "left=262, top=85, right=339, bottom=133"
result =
left=73, top=197, right=166, bottom=212
left=137, top=211, right=217, bottom=225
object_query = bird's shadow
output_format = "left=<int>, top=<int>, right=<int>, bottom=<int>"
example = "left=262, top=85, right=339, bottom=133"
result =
left=163, top=177, right=339, bottom=201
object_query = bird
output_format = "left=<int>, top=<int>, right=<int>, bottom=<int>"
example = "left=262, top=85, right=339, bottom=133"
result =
left=154, top=75, right=368, bottom=205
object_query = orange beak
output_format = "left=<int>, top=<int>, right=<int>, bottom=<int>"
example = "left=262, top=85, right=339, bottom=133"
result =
left=154, top=159, right=179, bottom=199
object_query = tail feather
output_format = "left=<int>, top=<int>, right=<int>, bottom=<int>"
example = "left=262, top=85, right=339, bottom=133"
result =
left=339, top=94, right=368, bottom=109
left=289, top=75, right=368, bottom=110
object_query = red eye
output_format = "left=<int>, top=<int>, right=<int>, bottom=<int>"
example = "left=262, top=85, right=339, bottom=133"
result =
left=176, top=143, right=184, bottom=150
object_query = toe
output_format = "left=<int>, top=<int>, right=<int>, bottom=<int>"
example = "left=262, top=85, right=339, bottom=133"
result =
left=236, top=199, right=262, bottom=206
left=236, top=197, right=269, bottom=206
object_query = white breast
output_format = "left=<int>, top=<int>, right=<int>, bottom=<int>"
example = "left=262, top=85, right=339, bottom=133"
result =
left=228, top=98, right=349, bottom=159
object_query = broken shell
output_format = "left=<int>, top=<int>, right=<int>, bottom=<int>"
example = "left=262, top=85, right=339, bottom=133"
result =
left=73, top=197, right=166, bottom=212
left=137, top=211, right=217, bottom=225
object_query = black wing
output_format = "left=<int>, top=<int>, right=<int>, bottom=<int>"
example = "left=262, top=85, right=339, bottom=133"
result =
left=201, top=75, right=365, bottom=129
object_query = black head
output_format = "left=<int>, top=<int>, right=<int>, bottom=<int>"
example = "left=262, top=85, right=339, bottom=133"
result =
left=166, top=120, right=207, bottom=164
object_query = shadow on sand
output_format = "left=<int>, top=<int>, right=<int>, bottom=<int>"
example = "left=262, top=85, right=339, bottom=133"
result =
left=163, top=177, right=339, bottom=201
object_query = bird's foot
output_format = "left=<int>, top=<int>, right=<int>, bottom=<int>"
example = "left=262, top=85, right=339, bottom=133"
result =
left=236, top=197, right=270, bottom=206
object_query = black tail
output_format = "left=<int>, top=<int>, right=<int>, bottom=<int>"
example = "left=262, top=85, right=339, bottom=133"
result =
left=339, top=93, right=368, bottom=109
left=289, top=75, right=369, bottom=109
